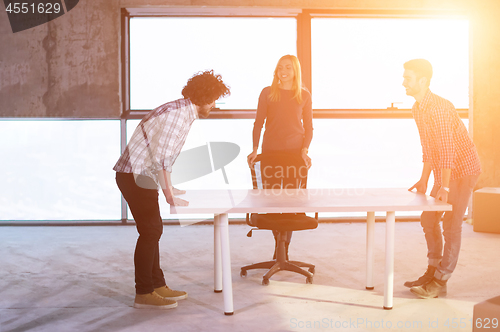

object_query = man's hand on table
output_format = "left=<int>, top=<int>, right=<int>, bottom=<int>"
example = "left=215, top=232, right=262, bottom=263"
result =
left=408, top=179, right=427, bottom=194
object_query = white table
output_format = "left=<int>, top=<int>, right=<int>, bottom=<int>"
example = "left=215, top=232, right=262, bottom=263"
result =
left=170, top=188, right=452, bottom=315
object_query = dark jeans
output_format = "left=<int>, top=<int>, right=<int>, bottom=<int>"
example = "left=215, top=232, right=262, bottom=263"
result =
left=115, top=172, right=167, bottom=294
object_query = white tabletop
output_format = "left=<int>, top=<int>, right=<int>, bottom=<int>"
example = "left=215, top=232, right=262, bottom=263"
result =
left=170, top=188, right=452, bottom=215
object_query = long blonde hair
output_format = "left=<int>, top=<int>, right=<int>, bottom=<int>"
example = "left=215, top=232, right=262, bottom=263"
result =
left=269, top=55, right=303, bottom=104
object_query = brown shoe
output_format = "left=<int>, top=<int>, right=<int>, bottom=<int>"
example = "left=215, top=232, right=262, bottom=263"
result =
left=134, top=292, right=178, bottom=309
left=154, top=286, right=188, bottom=301
left=404, top=265, right=436, bottom=288
left=410, top=278, right=447, bottom=299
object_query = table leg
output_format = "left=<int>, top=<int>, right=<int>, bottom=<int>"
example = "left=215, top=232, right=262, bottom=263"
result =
left=366, top=211, right=375, bottom=290
left=214, top=214, right=222, bottom=293
left=219, top=213, right=234, bottom=315
left=384, top=211, right=395, bottom=310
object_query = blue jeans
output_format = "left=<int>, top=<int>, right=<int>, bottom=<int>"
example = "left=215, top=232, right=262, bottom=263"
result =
left=420, top=174, right=479, bottom=281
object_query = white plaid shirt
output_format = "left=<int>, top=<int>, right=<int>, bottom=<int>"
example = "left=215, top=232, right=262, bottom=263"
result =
left=113, top=98, right=198, bottom=186
left=412, top=90, right=481, bottom=186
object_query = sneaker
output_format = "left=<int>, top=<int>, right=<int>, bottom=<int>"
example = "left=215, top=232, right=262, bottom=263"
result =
left=134, top=292, right=178, bottom=309
left=154, top=286, right=188, bottom=301
left=404, top=265, right=436, bottom=288
left=410, top=278, right=447, bottom=299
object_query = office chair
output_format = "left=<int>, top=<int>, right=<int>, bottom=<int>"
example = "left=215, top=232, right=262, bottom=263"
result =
left=240, top=152, right=318, bottom=285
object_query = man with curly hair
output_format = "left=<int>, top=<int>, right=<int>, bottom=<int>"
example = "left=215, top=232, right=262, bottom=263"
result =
left=114, top=70, right=230, bottom=309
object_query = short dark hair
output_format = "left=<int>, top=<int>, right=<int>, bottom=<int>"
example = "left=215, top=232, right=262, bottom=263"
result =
left=182, top=70, right=230, bottom=106
left=403, top=59, right=433, bottom=83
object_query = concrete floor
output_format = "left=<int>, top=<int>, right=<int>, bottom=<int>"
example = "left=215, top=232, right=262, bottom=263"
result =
left=1, top=221, right=499, bottom=332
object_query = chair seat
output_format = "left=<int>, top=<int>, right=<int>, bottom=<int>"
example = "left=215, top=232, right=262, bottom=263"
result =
left=251, top=213, right=318, bottom=232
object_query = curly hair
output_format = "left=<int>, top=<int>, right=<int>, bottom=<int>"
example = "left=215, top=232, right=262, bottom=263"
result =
left=182, top=70, right=230, bottom=106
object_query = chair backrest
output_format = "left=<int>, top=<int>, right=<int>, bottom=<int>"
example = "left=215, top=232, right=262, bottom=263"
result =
left=251, top=152, right=308, bottom=190
left=247, top=152, right=318, bottom=231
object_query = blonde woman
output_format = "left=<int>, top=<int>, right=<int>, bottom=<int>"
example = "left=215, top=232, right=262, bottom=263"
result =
left=247, top=55, right=313, bottom=260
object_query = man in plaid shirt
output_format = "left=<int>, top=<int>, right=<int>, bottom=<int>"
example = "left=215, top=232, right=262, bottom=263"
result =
left=402, top=59, right=481, bottom=299
left=114, top=70, right=230, bottom=309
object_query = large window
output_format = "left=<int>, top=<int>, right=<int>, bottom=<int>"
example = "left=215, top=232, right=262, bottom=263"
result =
left=130, top=17, right=297, bottom=110
left=311, top=18, right=469, bottom=109
left=0, top=120, right=121, bottom=220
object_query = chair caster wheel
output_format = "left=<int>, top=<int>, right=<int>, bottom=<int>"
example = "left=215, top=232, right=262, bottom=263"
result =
left=308, top=267, right=315, bottom=274
left=306, top=276, right=313, bottom=284
left=240, top=270, right=247, bottom=277
left=262, top=278, right=270, bottom=286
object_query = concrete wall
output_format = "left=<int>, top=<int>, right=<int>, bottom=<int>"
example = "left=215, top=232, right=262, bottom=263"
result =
left=0, top=0, right=498, bottom=187
left=0, top=1, right=120, bottom=117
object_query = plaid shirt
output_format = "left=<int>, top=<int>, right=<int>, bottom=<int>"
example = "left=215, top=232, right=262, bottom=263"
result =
left=113, top=98, right=198, bottom=186
left=412, top=90, right=481, bottom=186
